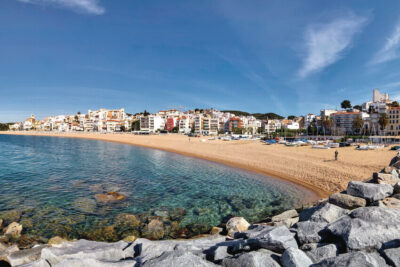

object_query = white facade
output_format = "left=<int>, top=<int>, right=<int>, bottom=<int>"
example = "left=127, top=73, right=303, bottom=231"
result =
left=140, top=115, right=165, bottom=133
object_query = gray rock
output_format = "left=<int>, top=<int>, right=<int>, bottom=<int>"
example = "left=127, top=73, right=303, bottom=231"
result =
left=17, top=259, right=51, bottom=267
left=394, top=182, right=400, bottom=194
left=326, top=207, right=400, bottom=251
left=209, top=246, right=229, bottom=262
left=346, top=181, right=393, bottom=201
left=281, top=247, right=313, bottom=267
left=295, top=221, right=327, bottom=245
left=40, top=240, right=133, bottom=266
left=273, top=217, right=299, bottom=228
left=237, top=225, right=275, bottom=239
left=382, top=247, right=400, bottom=267
left=7, top=245, right=46, bottom=266
left=222, top=249, right=280, bottom=267
left=328, top=193, right=366, bottom=210
left=56, top=258, right=138, bottom=267
left=248, top=225, right=298, bottom=253
left=142, top=250, right=217, bottom=267
left=271, top=210, right=298, bottom=222
left=305, top=244, right=337, bottom=263
left=311, top=251, right=389, bottom=267
left=299, top=203, right=347, bottom=224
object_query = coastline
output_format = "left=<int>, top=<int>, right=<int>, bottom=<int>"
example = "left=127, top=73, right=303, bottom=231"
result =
left=1, top=131, right=395, bottom=199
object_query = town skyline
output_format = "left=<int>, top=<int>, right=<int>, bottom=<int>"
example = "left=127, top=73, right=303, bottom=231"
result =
left=2, top=1, right=400, bottom=122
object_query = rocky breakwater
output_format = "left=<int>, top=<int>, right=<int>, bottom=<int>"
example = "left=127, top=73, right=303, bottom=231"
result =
left=4, top=152, right=400, bottom=266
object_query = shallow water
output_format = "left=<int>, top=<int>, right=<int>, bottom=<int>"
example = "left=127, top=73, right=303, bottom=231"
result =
left=0, top=134, right=310, bottom=241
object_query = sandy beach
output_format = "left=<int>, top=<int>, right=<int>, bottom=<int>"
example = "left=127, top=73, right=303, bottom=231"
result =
left=1, top=132, right=396, bottom=199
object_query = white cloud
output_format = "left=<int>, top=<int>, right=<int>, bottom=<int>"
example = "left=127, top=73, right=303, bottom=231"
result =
left=16, top=0, right=105, bottom=15
left=370, top=21, right=400, bottom=65
left=298, top=14, right=367, bottom=78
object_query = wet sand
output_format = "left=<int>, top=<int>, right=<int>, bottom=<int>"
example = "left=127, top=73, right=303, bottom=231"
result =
left=2, top=132, right=396, bottom=199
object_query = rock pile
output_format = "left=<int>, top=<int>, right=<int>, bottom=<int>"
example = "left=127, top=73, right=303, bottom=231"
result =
left=4, top=152, right=400, bottom=266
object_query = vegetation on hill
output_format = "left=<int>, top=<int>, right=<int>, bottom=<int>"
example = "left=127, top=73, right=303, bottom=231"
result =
left=222, top=110, right=284, bottom=120
left=0, top=123, right=12, bottom=131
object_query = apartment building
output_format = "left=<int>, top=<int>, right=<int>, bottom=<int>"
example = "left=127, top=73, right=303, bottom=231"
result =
left=228, top=117, right=242, bottom=132
left=140, top=115, right=165, bottom=133
left=387, top=107, right=400, bottom=136
left=178, top=116, right=191, bottom=133
left=331, top=111, right=369, bottom=135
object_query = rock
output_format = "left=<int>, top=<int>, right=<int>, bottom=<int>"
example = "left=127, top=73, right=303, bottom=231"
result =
left=311, top=251, right=389, bottom=267
left=210, top=227, right=223, bottom=235
left=273, top=217, right=299, bottom=228
left=299, top=203, right=347, bottom=224
left=94, top=192, right=126, bottom=204
left=394, top=182, right=400, bottom=194
left=327, top=207, right=400, bottom=251
left=48, top=236, right=68, bottom=247
left=210, top=246, right=229, bottom=262
left=40, top=239, right=132, bottom=266
left=281, top=247, right=312, bottom=267
left=222, top=249, right=280, bottom=267
left=382, top=247, right=400, bottom=267
left=295, top=221, right=327, bottom=245
left=4, top=222, right=22, bottom=239
left=122, top=236, right=137, bottom=242
left=271, top=210, right=298, bottom=222
left=226, top=217, right=250, bottom=237
left=7, top=245, right=47, bottom=266
left=382, top=166, right=395, bottom=174
left=346, top=181, right=393, bottom=201
left=0, top=210, right=22, bottom=224
left=237, top=225, right=274, bottom=239
left=143, top=219, right=165, bottom=240
left=114, top=213, right=140, bottom=230
left=248, top=225, right=298, bottom=253
left=0, top=219, right=3, bottom=230
left=328, top=193, right=366, bottom=210
left=380, top=197, right=400, bottom=209
left=373, top=172, right=400, bottom=186
left=54, top=258, right=137, bottom=267
left=142, top=250, right=217, bottom=267
left=305, top=244, right=337, bottom=263
left=72, top=197, right=97, bottom=213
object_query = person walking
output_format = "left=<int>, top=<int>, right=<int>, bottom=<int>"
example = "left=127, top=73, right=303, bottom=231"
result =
left=335, top=150, right=339, bottom=161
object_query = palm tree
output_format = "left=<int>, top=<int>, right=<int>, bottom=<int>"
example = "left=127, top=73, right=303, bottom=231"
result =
left=378, top=113, right=389, bottom=132
left=321, top=117, right=333, bottom=136
left=352, top=116, right=364, bottom=135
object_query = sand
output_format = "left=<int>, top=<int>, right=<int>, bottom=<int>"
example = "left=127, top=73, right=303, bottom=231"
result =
left=1, top=132, right=396, bottom=199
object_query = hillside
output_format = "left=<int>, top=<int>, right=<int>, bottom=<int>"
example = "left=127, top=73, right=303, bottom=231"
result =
left=222, top=110, right=284, bottom=120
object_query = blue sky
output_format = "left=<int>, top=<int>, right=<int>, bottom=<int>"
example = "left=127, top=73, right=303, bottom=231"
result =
left=2, top=1, right=400, bottom=122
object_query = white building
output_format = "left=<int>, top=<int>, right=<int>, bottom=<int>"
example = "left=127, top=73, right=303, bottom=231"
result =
left=304, top=113, right=316, bottom=128
left=331, top=111, right=369, bottom=135
left=140, top=115, right=165, bottom=133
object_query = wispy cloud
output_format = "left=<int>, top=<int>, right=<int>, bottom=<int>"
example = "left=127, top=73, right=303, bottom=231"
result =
left=370, top=21, right=400, bottom=65
left=298, top=14, right=367, bottom=78
left=16, top=0, right=105, bottom=15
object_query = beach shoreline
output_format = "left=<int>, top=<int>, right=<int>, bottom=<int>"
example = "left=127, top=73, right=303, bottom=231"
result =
left=1, top=131, right=395, bottom=200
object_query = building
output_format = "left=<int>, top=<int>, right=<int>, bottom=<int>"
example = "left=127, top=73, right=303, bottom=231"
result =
left=387, top=107, right=400, bottom=136
left=263, top=120, right=281, bottom=134
left=362, top=89, right=391, bottom=112
left=140, top=115, right=165, bottom=133
left=228, top=117, right=242, bottom=132
left=178, top=116, right=191, bottom=133
left=304, top=114, right=316, bottom=129
left=373, top=89, right=390, bottom=103
left=331, top=111, right=369, bottom=135
left=23, top=115, right=36, bottom=131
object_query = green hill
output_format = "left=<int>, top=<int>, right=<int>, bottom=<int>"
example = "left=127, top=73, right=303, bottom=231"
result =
left=222, top=111, right=283, bottom=120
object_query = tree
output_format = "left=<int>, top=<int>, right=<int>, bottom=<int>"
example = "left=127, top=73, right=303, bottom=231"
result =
left=74, top=115, right=79, bottom=122
left=143, top=110, right=150, bottom=116
left=352, top=116, right=363, bottom=134
left=171, top=126, right=179, bottom=133
left=287, top=115, right=296, bottom=120
left=257, top=127, right=264, bottom=134
left=233, top=127, right=244, bottom=134
left=341, top=100, right=352, bottom=109
left=378, top=113, right=389, bottom=131
left=120, top=126, right=126, bottom=132
left=390, top=101, right=400, bottom=107
left=321, top=117, right=332, bottom=133
left=353, top=105, right=362, bottom=111
left=218, top=129, right=225, bottom=135
left=77, top=111, right=81, bottom=115
left=131, top=120, right=140, bottom=131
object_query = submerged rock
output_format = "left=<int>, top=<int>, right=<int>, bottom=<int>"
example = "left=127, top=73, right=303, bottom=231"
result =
left=4, top=222, right=23, bottom=239
left=0, top=210, right=22, bottom=224
left=143, top=219, right=165, bottom=240
left=72, top=197, right=97, bottom=214
left=94, top=192, right=126, bottom=204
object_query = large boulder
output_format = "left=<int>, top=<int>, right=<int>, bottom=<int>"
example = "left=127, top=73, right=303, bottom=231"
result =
left=305, top=244, right=337, bottom=263
left=39, top=239, right=133, bottom=266
left=281, top=247, right=312, bottom=267
left=142, top=250, right=217, bottom=267
left=222, top=249, right=280, bottom=267
left=7, top=245, right=46, bottom=266
left=295, top=221, right=327, bottom=245
left=248, top=225, right=298, bottom=253
left=380, top=197, right=400, bottom=210
left=299, top=203, right=348, bottom=224
left=271, top=210, right=298, bottom=222
left=328, top=193, right=366, bottom=210
left=226, top=217, right=250, bottom=237
left=55, top=258, right=137, bottom=267
left=346, top=181, right=393, bottom=201
left=311, top=251, right=389, bottom=267
left=326, top=207, right=400, bottom=251
left=382, top=247, right=400, bottom=267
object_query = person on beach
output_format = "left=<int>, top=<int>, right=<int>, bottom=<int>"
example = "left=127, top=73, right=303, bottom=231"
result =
left=335, top=150, right=338, bottom=161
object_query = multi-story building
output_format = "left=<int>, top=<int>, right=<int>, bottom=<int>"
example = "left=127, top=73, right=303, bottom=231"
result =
left=194, top=115, right=203, bottom=134
left=140, top=115, right=165, bottom=133
left=178, top=116, right=191, bottom=133
left=228, top=117, right=242, bottom=132
left=304, top=113, right=316, bottom=128
left=387, top=107, right=400, bottom=136
left=262, top=120, right=281, bottom=134
left=331, top=111, right=369, bottom=135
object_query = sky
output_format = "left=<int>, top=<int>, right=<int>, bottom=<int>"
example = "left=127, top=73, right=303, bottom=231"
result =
left=2, top=1, right=400, bottom=122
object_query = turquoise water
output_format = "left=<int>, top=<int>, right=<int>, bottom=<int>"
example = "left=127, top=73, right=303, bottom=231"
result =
left=0, top=134, right=310, bottom=242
